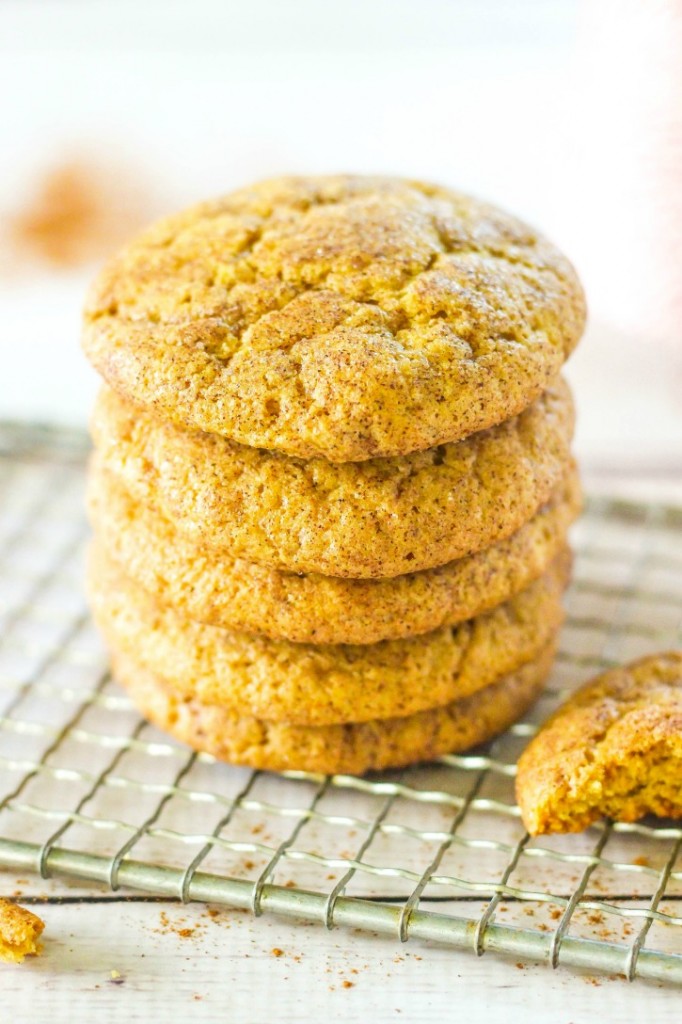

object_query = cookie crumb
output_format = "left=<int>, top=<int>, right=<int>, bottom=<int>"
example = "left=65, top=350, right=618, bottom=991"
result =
left=0, top=899, right=45, bottom=963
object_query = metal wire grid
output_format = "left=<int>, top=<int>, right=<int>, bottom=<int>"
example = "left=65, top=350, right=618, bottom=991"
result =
left=0, top=424, right=681, bottom=985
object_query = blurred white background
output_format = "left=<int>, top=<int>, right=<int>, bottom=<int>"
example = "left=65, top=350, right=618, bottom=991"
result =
left=0, top=0, right=680, bottom=473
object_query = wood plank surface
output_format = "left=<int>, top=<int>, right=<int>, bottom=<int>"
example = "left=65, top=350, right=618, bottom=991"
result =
left=3, top=880, right=681, bottom=1022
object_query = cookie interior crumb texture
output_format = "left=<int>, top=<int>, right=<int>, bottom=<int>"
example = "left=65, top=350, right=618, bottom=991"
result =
left=82, top=174, right=586, bottom=461
left=516, top=652, right=682, bottom=835
left=0, top=899, right=45, bottom=963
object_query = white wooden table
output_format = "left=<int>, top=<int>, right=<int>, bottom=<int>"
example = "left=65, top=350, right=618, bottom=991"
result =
left=3, top=869, right=681, bottom=1022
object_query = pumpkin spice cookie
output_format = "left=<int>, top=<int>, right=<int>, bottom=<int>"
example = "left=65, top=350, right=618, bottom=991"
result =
left=88, top=545, right=569, bottom=726
left=110, top=643, right=556, bottom=775
left=88, top=462, right=581, bottom=644
left=90, top=377, right=574, bottom=579
left=516, top=652, right=682, bottom=835
left=82, top=175, right=585, bottom=462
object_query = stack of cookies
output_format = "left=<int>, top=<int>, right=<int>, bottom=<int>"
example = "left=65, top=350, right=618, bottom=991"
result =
left=82, top=175, right=586, bottom=775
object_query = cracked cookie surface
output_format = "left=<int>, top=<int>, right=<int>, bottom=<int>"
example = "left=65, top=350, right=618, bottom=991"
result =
left=516, top=652, right=682, bottom=834
left=83, top=175, right=585, bottom=461
left=91, top=378, right=574, bottom=578
left=88, top=545, right=569, bottom=726
left=111, top=643, right=555, bottom=775
left=88, top=462, right=580, bottom=644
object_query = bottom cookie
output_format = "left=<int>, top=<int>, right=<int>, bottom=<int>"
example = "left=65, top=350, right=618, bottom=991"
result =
left=110, top=644, right=555, bottom=775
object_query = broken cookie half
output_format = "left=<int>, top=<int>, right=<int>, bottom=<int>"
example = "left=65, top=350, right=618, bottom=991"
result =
left=516, top=652, right=682, bottom=835
left=0, top=899, right=45, bottom=963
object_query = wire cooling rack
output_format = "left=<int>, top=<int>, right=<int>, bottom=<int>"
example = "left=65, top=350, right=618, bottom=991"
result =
left=0, top=423, right=681, bottom=985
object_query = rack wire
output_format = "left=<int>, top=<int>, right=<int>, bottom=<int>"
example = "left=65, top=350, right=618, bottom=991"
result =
left=0, top=422, right=680, bottom=984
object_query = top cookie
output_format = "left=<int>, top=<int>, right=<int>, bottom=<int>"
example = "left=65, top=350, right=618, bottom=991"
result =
left=82, top=175, right=586, bottom=461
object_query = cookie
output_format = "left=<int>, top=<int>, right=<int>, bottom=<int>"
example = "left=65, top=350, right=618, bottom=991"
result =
left=88, top=461, right=580, bottom=644
left=83, top=175, right=585, bottom=462
left=110, top=642, right=555, bottom=775
left=88, top=544, right=569, bottom=726
left=90, top=377, right=574, bottom=579
left=516, top=652, right=682, bottom=835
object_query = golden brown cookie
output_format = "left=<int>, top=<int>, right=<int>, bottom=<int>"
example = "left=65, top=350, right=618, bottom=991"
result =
left=88, top=461, right=581, bottom=644
left=516, top=652, right=682, bottom=835
left=111, top=642, right=556, bottom=775
left=82, top=175, right=585, bottom=462
left=90, top=378, right=574, bottom=578
left=88, top=544, right=569, bottom=726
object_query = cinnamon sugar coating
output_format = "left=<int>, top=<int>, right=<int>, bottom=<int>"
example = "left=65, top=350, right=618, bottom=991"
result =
left=91, top=378, right=574, bottom=578
left=88, top=545, right=569, bottom=727
left=111, top=644, right=556, bottom=775
left=83, top=175, right=585, bottom=461
left=87, top=462, right=580, bottom=644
